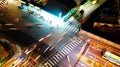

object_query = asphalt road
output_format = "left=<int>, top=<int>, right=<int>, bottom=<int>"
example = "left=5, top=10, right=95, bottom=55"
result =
left=0, top=0, right=107, bottom=67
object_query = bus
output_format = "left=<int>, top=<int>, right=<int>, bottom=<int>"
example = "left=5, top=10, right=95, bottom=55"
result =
left=102, top=50, right=120, bottom=66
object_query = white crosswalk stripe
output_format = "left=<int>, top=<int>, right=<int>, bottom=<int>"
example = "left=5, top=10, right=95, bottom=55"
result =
left=57, top=53, right=63, bottom=59
left=70, top=41, right=78, bottom=47
left=68, top=25, right=73, bottom=30
left=46, top=62, right=52, bottom=67
left=76, top=37, right=82, bottom=41
left=76, top=39, right=82, bottom=43
left=70, top=26, right=75, bottom=30
left=62, top=48, right=69, bottom=54
left=48, top=60, right=55, bottom=66
left=72, top=27, right=77, bottom=31
left=60, top=50, right=66, bottom=56
left=0, top=1, right=7, bottom=9
left=42, top=37, right=83, bottom=67
left=66, top=45, right=73, bottom=51
left=69, top=43, right=77, bottom=48
left=59, top=52, right=65, bottom=57
left=65, top=24, right=79, bottom=34
left=74, top=29, right=79, bottom=33
left=51, top=58, right=57, bottom=64
left=71, top=40, right=79, bottom=45
left=73, top=37, right=82, bottom=43
left=75, top=39, right=81, bottom=44
left=72, top=41, right=80, bottom=47
left=68, top=43, right=75, bottom=49
left=64, top=46, right=71, bottom=52
left=43, top=64, right=48, bottom=67
left=52, top=56, right=59, bottom=62
left=55, top=55, right=61, bottom=61
left=62, top=48, right=69, bottom=53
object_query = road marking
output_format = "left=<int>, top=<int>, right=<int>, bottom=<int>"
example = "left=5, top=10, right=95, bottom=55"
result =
left=71, top=40, right=79, bottom=45
left=73, top=39, right=80, bottom=44
left=66, top=45, right=73, bottom=51
left=52, top=56, right=59, bottom=62
left=72, top=27, right=77, bottom=32
left=51, top=59, right=57, bottom=64
left=64, top=46, right=71, bottom=52
left=42, top=36, right=84, bottom=67
left=62, top=48, right=69, bottom=54
left=57, top=53, right=63, bottom=59
left=76, top=37, right=82, bottom=42
left=48, top=60, right=54, bottom=66
left=69, top=43, right=76, bottom=48
left=60, top=50, right=66, bottom=56
left=68, top=44, right=74, bottom=49
left=43, top=65, right=48, bottom=67
left=74, top=29, right=78, bottom=33
left=76, top=37, right=82, bottom=41
left=55, top=55, right=61, bottom=61
left=70, top=26, right=75, bottom=30
left=46, top=62, right=52, bottom=67
left=67, top=55, right=70, bottom=62
left=59, top=52, right=65, bottom=57
left=70, top=42, right=78, bottom=47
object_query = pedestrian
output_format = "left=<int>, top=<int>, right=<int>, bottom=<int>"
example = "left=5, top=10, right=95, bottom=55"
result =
left=77, top=9, right=84, bottom=31
left=27, top=8, right=30, bottom=14
left=79, top=9, right=84, bottom=15
left=77, top=16, right=82, bottom=32
left=69, top=22, right=73, bottom=25
left=78, top=23, right=81, bottom=31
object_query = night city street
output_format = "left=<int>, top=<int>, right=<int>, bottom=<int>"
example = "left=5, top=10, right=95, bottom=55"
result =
left=0, top=0, right=120, bottom=67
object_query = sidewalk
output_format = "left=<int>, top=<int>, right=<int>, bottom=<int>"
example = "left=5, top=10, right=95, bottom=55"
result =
left=79, top=0, right=106, bottom=19
left=64, top=0, right=106, bottom=25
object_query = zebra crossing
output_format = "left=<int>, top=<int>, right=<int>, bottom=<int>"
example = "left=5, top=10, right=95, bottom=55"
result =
left=64, top=23, right=79, bottom=34
left=41, top=36, right=83, bottom=67
left=0, top=0, right=8, bottom=9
